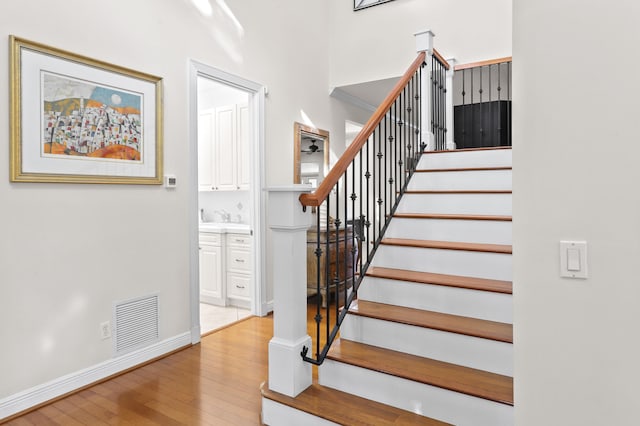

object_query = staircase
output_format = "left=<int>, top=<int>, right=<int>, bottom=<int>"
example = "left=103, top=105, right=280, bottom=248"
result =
left=262, top=147, right=513, bottom=425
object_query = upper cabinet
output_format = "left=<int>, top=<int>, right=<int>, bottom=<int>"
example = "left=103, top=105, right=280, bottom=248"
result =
left=198, top=103, right=249, bottom=191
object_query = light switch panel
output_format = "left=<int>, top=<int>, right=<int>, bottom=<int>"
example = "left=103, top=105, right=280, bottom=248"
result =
left=560, top=241, right=588, bottom=279
left=567, top=248, right=581, bottom=271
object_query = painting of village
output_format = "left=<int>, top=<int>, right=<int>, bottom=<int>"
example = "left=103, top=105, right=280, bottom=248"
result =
left=42, top=72, right=143, bottom=162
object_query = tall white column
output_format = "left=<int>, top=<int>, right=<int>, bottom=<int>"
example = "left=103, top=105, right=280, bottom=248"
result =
left=446, top=57, right=457, bottom=150
left=267, top=186, right=313, bottom=397
left=415, top=30, right=435, bottom=151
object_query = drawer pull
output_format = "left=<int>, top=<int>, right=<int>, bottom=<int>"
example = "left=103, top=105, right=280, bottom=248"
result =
left=234, top=239, right=245, bottom=243
left=235, top=259, right=245, bottom=263
left=236, top=285, right=245, bottom=289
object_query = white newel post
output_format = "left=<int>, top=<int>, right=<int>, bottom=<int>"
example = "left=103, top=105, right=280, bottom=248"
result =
left=415, top=30, right=435, bottom=151
left=446, top=57, right=457, bottom=150
left=267, top=186, right=312, bottom=397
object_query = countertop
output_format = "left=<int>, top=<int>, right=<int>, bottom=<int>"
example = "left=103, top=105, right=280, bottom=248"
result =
left=199, top=222, right=251, bottom=235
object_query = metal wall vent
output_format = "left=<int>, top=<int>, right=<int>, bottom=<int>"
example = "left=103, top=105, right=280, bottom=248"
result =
left=113, top=294, right=159, bottom=356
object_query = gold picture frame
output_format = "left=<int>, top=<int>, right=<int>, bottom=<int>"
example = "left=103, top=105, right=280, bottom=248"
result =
left=10, top=35, right=163, bottom=184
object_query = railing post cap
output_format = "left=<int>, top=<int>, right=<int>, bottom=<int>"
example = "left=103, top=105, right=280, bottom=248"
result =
left=414, top=29, right=435, bottom=37
left=267, top=185, right=313, bottom=230
left=414, top=29, right=435, bottom=53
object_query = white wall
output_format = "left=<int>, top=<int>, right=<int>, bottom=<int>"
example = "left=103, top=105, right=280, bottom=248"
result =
left=328, top=0, right=512, bottom=87
left=0, top=0, right=346, bottom=405
left=513, top=1, right=640, bottom=424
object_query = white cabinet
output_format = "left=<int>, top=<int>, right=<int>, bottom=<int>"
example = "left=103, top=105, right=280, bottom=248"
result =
left=198, top=103, right=249, bottom=192
left=226, top=233, right=252, bottom=308
left=199, top=230, right=253, bottom=309
left=199, top=233, right=224, bottom=305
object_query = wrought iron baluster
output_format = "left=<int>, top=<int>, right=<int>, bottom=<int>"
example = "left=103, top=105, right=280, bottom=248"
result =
left=497, top=63, right=502, bottom=144
left=471, top=66, right=474, bottom=147
left=409, top=74, right=420, bottom=163
left=324, top=196, right=331, bottom=347
left=489, top=64, right=494, bottom=144
left=376, top=122, right=383, bottom=238
left=383, top=109, right=388, bottom=224
left=479, top=65, right=484, bottom=146
left=343, top=170, right=348, bottom=309
left=419, top=64, right=424, bottom=153
left=334, top=181, right=341, bottom=322
left=365, top=131, right=371, bottom=266
left=350, top=158, right=358, bottom=294
left=314, top=209, right=321, bottom=359
left=462, top=68, right=466, bottom=146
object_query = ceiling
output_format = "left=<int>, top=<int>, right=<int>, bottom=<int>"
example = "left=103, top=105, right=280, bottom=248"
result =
left=334, top=76, right=400, bottom=109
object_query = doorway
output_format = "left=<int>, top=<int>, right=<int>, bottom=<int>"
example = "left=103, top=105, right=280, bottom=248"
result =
left=188, top=61, right=266, bottom=343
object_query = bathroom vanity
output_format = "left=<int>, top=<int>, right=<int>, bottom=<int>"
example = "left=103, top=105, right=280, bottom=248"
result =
left=199, top=223, right=252, bottom=309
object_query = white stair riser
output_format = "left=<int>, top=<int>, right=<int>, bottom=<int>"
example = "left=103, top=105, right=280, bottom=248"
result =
left=419, top=149, right=512, bottom=169
left=359, top=276, right=512, bottom=323
left=341, top=315, right=512, bottom=376
left=373, top=245, right=512, bottom=281
left=262, top=397, right=339, bottom=426
left=320, top=360, right=513, bottom=426
left=386, top=217, right=512, bottom=245
left=397, top=193, right=512, bottom=215
left=408, top=169, right=512, bottom=190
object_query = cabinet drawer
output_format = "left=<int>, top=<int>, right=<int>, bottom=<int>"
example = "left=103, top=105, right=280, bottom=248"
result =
left=227, top=247, right=251, bottom=272
left=227, top=273, right=251, bottom=299
left=199, top=233, right=222, bottom=245
left=227, top=233, right=251, bottom=246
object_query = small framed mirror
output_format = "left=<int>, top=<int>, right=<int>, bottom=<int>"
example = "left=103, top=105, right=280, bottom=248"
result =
left=293, top=122, right=329, bottom=188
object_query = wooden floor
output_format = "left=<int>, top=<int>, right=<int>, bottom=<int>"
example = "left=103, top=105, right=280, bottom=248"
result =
left=4, top=303, right=337, bottom=426
left=4, top=316, right=275, bottom=425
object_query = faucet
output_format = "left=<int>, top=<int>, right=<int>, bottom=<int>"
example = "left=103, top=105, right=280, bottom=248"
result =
left=213, top=209, right=231, bottom=223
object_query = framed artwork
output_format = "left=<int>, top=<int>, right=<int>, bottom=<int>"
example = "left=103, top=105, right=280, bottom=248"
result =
left=10, top=36, right=163, bottom=184
left=354, top=0, right=396, bottom=11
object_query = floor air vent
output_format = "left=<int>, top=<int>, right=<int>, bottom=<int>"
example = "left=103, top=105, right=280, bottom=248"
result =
left=113, top=294, right=159, bottom=356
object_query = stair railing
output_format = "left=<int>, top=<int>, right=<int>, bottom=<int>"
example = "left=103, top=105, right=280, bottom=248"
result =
left=453, top=57, right=513, bottom=148
left=299, top=48, right=450, bottom=365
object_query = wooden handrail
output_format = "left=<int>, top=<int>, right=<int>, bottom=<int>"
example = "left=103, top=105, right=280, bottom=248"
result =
left=432, top=48, right=450, bottom=70
left=454, top=56, right=512, bottom=71
left=299, top=51, right=426, bottom=208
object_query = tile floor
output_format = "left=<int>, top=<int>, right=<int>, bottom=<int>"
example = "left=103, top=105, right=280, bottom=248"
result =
left=200, top=303, right=252, bottom=334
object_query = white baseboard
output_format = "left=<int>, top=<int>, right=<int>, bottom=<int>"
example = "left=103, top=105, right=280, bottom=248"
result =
left=0, top=332, right=192, bottom=420
left=262, top=299, right=274, bottom=315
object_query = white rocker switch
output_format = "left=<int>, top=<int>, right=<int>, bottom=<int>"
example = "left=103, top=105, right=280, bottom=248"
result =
left=567, top=248, right=581, bottom=271
left=560, top=241, right=588, bottom=279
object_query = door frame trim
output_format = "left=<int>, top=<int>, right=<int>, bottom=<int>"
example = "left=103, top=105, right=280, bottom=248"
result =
left=188, top=60, right=267, bottom=344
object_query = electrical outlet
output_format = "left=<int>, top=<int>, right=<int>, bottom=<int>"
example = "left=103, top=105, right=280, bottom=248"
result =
left=100, top=321, right=111, bottom=340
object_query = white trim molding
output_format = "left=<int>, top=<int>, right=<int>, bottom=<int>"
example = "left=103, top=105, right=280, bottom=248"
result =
left=188, top=60, right=268, bottom=345
left=329, top=87, right=377, bottom=113
left=0, top=332, right=191, bottom=420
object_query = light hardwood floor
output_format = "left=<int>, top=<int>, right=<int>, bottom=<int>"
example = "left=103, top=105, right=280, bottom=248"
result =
left=4, top=316, right=273, bottom=425
left=3, top=301, right=339, bottom=425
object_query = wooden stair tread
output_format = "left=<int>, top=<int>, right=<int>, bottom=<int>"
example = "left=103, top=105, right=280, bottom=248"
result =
left=327, top=339, right=514, bottom=406
left=403, top=189, right=512, bottom=194
left=381, top=238, right=512, bottom=254
left=394, top=212, right=512, bottom=222
left=415, top=166, right=512, bottom=173
left=423, top=146, right=512, bottom=154
left=366, top=266, right=512, bottom=294
left=349, top=300, right=512, bottom=343
left=261, top=382, right=452, bottom=426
